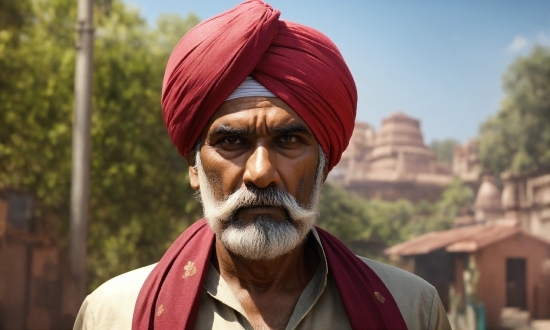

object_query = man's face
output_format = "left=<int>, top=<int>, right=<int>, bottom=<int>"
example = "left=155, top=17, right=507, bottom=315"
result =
left=188, top=97, right=326, bottom=260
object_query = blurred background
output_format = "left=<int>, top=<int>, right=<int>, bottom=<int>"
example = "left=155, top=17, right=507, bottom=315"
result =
left=0, top=0, right=549, bottom=329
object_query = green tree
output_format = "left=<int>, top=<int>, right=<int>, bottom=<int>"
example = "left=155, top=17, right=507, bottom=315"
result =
left=479, top=46, right=550, bottom=177
left=0, top=0, right=32, bottom=31
left=408, top=179, right=474, bottom=234
left=0, top=0, right=76, bottom=226
left=316, top=183, right=367, bottom=246
left=88, top=3, right=201, bottom=289
left=317, top=180, right=473, bottom=260
left=429, top=139, right=459, bottom=165
left=0, top=0, right=201, bottom=291
left=318, top=184, right=415, bottom=260
left=361, top=198, right=415, bottom=258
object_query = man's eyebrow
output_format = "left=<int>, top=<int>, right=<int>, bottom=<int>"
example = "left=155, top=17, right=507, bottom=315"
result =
left=208, top=125, right=248, bottom=137
left=209, top=124, right=313, bottom=137
left=272, top=124, right=313, bottom=136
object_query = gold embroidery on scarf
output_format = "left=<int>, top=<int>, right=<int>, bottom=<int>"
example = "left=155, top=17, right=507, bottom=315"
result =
left=157, top=304, right=164, bottom=316
left=183, top=261, right=197, bottom=278
left=374, top=292, right=385, bottom=303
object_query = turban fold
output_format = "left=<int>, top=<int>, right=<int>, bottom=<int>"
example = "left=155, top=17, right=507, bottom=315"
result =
left=162, top=0, right=357, bottom=171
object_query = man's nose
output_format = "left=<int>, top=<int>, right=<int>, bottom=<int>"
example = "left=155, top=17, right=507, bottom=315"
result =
left=243, top=146, right=280, bottom=189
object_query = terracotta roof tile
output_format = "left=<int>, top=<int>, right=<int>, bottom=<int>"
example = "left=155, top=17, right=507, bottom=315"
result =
left=384, top=223, right=548, bottom=256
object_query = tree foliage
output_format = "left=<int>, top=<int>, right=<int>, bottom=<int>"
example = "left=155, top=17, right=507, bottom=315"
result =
left=0, top=0, right=32, bottom=31
left=317, top=180, right=474, bottom=260
left=429, top=139, right=459, bottom=165
left=479, top=46, right=550, bottom=177
left=0, top=0, right=201, bottom=291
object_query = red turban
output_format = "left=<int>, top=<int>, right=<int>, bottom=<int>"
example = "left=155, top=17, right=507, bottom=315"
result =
left=162, top=0, right=357, bottom=171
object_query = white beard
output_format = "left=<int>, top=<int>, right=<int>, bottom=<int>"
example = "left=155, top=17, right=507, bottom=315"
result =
left=195, top=147, right=326, bottom=260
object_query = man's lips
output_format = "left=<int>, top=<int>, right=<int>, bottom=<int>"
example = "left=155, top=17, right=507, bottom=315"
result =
left=235, top=206, right=286, bottom=218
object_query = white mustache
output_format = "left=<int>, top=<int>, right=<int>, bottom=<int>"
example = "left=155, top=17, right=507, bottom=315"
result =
left=205, top=186, right=318, bottom=225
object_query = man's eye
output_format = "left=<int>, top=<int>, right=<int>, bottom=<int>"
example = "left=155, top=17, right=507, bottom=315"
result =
left=221, top=136, right=242, bottom=145
left=218, top=136, right=246, bottom=151
left=277, top=135, right=299, bottom=145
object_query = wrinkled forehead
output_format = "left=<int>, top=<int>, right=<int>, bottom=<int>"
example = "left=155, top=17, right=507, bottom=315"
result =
left=201, top=96, right=315, bottom=138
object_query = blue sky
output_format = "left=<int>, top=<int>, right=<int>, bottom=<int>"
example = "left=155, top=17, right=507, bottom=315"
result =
left=126, top=0, right=550, bottom=143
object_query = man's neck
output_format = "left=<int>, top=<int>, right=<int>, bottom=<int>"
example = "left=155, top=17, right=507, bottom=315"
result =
left=211, top=234, right=320, bottom=330
left=212, top=235, right=319, bottom=291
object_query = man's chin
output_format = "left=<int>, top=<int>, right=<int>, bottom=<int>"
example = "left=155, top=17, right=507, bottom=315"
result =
left=209, top=216, right=308, bottom=260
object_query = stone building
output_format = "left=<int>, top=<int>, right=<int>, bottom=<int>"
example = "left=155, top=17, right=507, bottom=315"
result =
left=0, top=189, right=77, bottom=329
left=330, top=121, right=375, bottom=182
left=501, top=170, right=550, bottom=241
left=330, top=112, right=453, bottom=202
left=453, top=139, right=480, bottom=186
left=454, top=169, right=550, bottom=241
left=475, top=176, right=505, bottom=223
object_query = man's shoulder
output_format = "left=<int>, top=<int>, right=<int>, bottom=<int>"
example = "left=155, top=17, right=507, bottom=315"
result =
left=356, top=256, right=436, bottom=303
left=90, top=263, right=157, bottom=300
left=74, top=263, right=157, bottom=330
left=357, top=256, right=434, bottom=292
left=356, top=256, right=451, bottom=330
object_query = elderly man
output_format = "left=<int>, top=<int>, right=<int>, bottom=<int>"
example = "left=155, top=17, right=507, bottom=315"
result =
left=75, top=1, right=451, bottom=329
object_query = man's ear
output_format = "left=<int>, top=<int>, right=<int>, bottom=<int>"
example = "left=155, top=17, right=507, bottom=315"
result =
left=185, top=152, right=200, bottom=191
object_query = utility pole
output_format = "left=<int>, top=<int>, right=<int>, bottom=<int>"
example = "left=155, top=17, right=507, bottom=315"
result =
left=70, top=0, right=94, bottom=304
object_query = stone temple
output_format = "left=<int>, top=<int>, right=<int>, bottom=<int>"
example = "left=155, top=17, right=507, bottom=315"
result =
left=329, top=112, right=453, bottom=202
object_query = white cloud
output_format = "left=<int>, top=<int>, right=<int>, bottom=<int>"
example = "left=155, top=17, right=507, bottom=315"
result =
left=506, top=35, right=529, bottom=53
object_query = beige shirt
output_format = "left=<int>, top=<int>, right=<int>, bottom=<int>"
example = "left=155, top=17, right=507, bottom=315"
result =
left=74, top=229, right=451, bottom=330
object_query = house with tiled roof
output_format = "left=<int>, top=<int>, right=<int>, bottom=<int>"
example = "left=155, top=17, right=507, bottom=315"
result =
left=386, top=177, right=550, bottom=329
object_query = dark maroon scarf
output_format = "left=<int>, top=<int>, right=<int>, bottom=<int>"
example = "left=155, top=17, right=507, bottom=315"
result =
left=132, top=219, right=407, bottom=329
